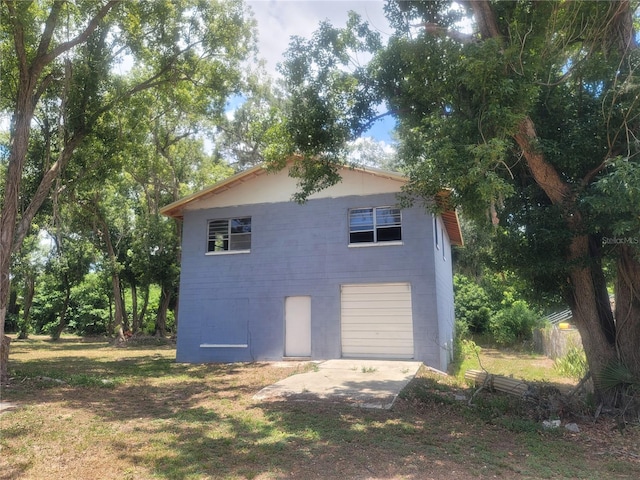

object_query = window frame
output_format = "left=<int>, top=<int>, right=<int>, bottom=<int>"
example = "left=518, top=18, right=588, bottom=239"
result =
left=206, top=217, right=252, bottom=254
left=348, top=206, right=403, bottom=246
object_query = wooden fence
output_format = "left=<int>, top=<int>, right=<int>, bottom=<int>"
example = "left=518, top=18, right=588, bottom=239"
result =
left=533, top=325, right=581, bottom=359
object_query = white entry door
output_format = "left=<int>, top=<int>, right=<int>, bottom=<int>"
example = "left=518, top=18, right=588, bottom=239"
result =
left=285, top=296, right=311, bottom=357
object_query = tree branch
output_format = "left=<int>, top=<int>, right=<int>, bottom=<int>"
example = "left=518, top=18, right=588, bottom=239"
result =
left=466, top=0, right=574, bottom=209
left=513, top=117, right=571, bottom=206
left=33, top=0, right=64, bottom=65
left=580, top=155, right=617, bottom=188
left=417, top=22, right=476, bottom=44
left=39, top=1, right=121, bottom=68
left=466, top=0, right=502, bottom=40
left=3, top=0, right=29, bottom=80
left=13, top=132, right=87, bottom=250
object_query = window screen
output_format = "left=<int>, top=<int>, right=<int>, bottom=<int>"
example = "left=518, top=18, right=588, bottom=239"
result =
left=349, top=207, right=401, bottom=244
left=207, top=217, right=251, bottom=252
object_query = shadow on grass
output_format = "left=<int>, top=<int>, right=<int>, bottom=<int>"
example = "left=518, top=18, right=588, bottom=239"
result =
left=4, top=339, right=639, bottom=480
left=9, top=355, right=178, bottom=381
left=107, top=396, right=439, bottom=479
left=4, top=344, right=444, bottom=479
left=9, top=337, right=112, bottom=353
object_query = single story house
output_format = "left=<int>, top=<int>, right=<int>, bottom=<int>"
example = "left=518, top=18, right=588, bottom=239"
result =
left=160, top=162, right=463, bottom=371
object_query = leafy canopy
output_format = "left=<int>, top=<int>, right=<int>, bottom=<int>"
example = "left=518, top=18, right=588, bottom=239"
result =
left=273, top=0, right=640, bottom=300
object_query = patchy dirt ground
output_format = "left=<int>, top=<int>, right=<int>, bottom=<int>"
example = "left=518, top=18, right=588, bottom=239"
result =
left=1, top=336, right=639, bottom=480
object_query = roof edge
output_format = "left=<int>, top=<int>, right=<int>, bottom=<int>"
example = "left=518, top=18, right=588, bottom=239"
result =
left=159, top=161, right=463, bottom=247
left=159, top=161, right=406, bottom=219
left=159, top=164, right=266, bottom=219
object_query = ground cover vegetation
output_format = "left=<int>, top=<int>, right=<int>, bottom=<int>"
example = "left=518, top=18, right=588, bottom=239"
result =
left=2, top=336, right=639, bottom=480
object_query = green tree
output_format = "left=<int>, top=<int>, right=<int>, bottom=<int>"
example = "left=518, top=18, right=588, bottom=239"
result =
left=273, top=0, right=640, bottom=404
left=453, top=274, right=492, bottom=334
left=10, top=229, right=48, bottom=339
left=45, top=231, right=95, bottom=340
left=117, top=85, right=234, bottom=336
left=0, top=0, right=255, bottom=382
left=214, top=73, right=285, bottom=170
left=67, top=271, right=111, bottom=336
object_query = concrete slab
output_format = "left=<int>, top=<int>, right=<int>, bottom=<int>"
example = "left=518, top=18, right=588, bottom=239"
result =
left=254, top=359, right=422, bottom=409
left=0, top=401, right=18, bottom=414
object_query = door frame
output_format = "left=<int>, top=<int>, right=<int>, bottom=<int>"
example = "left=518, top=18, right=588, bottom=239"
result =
left=284, top=296, right=312, bottom=357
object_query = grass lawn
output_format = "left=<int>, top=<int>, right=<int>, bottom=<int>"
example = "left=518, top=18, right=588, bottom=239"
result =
left=1, top=335, right=639, bottom=480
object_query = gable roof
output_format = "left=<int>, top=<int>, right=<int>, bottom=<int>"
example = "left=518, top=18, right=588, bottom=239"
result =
left=160, top=163, right=463, bottom=246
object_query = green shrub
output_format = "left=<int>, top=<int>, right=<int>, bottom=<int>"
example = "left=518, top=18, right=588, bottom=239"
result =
left=67, top=273, right=111, bottom=335
left=554, top=345, right=588, bottom=381
left=451, top=334, right=481, bottom=378
left=454, top=274, right=493, bottom=334
left=460, top=338, right=481, bottom=359
left=5, top=312, right=19, bottom=332
left=489, top=300, right=541, bottom=346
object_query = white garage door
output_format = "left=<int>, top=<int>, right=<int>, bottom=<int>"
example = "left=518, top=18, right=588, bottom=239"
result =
left=341, top=283, right=414, bottom=359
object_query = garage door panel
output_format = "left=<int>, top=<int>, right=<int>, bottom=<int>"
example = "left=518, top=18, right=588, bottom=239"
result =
left=340, top=314, right=412, bottom=323
left=344, top=324, right=410, bottom=332
left=342, top=283, right=409, bottom=293
left=342, top=323, right=413, bottom=332
left=342, top=301, right=412, bottom=310
left=342, top=331, right=413, bottom=340
left=341, top=283, right=414, bottom=359
left=342, top=339, right=414, bottom=347
left=341, top=346, right=414, bottom=357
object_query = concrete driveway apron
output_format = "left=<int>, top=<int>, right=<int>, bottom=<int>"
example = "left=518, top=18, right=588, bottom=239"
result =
left=253, top=359, right=422, bottom=409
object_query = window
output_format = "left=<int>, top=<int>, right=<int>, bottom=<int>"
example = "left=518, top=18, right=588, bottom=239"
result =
left=207, top=217, right=251, bottom=253
left=349, top=207, right=402, bottom=244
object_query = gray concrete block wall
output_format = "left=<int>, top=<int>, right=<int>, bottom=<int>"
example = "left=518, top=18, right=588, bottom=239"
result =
left=433, top=216, right=456, bottom=371
left=175, top=193, right=450, bottom=368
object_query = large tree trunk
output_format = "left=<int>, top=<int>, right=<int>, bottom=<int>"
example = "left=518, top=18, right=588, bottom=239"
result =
left=615, top=245, right=640, bottom=379
left=18, top=275, right=35, bottom=339
left=0, top=69, right=37, bottom=384
left=0, top=335, right=10, bottom=385
left=0, top=0, right=118, bottom=384
left=154, top=286, right=171, bottom=337
left=513, top=115, right=631, bottom=406
left=52, top=282, right=72, bottom=341
left=100, top=221, right=126, bottom=343
left=454, top=0, right=638, bottom=406
left=567, top=260, right=617, bottom=402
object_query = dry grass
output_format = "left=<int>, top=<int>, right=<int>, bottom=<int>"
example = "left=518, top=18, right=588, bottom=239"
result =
left=459, top=347, right=578, bottom=386
left=1, top=335, right=639, bottom=480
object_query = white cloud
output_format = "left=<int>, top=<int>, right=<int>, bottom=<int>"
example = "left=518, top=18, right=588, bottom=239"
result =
left=247, top=1, right=390, bottom=77
left=245, top=1, right=396, bottom=143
